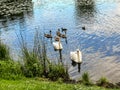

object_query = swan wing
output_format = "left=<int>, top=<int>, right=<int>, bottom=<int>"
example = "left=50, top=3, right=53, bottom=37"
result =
left=70, top=51, right=82, bottom=63
left=59, top=43, right=63, bottom=49
left=70, top=52, right=78, bottom=62
left=53, top=42, right=63, bottom=50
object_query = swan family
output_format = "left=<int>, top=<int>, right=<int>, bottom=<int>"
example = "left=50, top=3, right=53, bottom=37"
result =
left=44, top=28, right=82, bottom=72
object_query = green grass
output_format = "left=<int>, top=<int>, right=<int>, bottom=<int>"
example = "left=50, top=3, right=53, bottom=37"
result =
left=0, top=79, right=119, bottom=90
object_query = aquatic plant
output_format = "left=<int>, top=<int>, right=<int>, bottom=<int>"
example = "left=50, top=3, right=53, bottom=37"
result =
left=81, top=72, right=93, bottom=85
left=19, top=30, right=69, bottom=80
left=20, top=31, right=47, bottom=77
left=48, top=64, right=69, bottom=81
left=97, top=77, right=109, bottom=86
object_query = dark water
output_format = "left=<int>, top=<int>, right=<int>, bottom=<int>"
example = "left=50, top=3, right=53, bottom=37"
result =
left=0, top=0, right=120, bottom=83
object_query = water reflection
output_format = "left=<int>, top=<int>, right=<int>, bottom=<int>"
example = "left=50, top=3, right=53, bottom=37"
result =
left=65, top=37, right=68, bottom=44
left=75, top=0, right=96, bottom=24
left=72, top=61, right=81, bottom=72
left=59, top=49, right=63, bottom=63
left=1, top=20, right=8, bottom=31
left=76, top=0, right=95, bottom=6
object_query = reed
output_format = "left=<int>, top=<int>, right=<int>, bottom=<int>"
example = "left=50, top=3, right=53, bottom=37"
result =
left=48, top=63, right=69, bottom=81
left=81, top=72, right=93, bottom=85
left=19, top=30, right=69, bottom=80
left=0, top=42, right=10, bottom=60
left=19, top=31, right=48, bottom=77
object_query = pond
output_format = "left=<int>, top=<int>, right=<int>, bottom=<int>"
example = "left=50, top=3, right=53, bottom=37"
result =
left=0, top=0, right=120, bottom=83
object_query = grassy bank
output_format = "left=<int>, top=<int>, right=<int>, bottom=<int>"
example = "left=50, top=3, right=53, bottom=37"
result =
left=0, top=78, right=119, bottom=90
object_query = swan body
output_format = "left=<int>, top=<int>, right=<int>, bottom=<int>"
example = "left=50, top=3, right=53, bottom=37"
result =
left=61, top=28, right=67, bottom=32
left=44, top=30, right=52, bottom=38
left=70, top=49, right=82, bottom=63
left=53, top=42, right=63, bottom=50
left=61, top=34, right=67, bottom=38
left=56, top=29, right=61, bottom=37
left=82, top=26, right=85, bottom=30
left=54, top=36, right=60, bottom=41
left=44, top=34, right=52, bottom=38
left=53, top=38, right=63, bottom=50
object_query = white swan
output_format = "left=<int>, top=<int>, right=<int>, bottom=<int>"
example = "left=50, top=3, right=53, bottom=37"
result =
left=53, top=38, right=63, bottom=50
left=70, top=49, right=82, bottom=63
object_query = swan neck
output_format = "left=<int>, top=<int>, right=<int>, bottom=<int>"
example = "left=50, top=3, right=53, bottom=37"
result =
left=77, top=51, right=80, bottom=61
left=65, top=31, right=66, bottom=35
left=50, top=31, right=51, bottom=35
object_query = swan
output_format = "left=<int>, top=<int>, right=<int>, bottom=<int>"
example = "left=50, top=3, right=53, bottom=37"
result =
left=53, top=39, right=63, bottom=50
left=54, top=36, right=60, bottom=41
left=61, top=28, right=67, bottom=32
left=44, top=30, right=52, bottom=38
left=61, top=29, right=67, bottom=38
left=82, top=26, right=85, bottom=30
left=70, top=49, right=82, bottom=63
left=56, top=29, right=61, bottom=37
left=61, top=34, right=67, bottom=38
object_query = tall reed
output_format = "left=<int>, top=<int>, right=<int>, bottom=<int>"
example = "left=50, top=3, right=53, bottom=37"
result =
left=0, top=42, right=10, bottom=60
left=19, top=30, right=69, bottom=80
left=19, top=31, right=50, bottom=77
left=81, top=72, right=92, bottom=85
